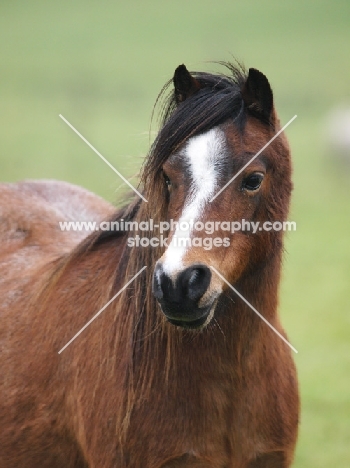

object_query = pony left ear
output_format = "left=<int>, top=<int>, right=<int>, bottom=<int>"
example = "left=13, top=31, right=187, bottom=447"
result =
left=173, top=64, right=202, bottom=104
left=241, top=68, right=273, bottom=122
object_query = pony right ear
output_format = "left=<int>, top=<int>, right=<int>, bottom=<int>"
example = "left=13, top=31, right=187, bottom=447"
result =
left=173, top=64, right=202, bottom=104
left=241, top=68, right=274, bottom=123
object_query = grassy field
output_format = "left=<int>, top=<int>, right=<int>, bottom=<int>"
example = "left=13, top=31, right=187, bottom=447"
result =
left=1, top=1, right=350, bottom=465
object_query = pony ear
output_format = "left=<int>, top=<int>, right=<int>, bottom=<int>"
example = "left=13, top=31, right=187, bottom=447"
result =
left=241, top=68, right=273, bottom=122
left=173, top=64, right=202, bottom=104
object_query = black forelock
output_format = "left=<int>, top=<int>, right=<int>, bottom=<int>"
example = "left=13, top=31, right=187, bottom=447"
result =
left=142, top=62, right=247, bottom=181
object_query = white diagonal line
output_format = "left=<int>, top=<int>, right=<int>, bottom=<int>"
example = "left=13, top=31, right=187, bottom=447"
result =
left=58, top=266, right=147, bottom=354
left=210, top=266, right=298, bottom=353
left=210, top=115, right=297, bottom=202
left=59, top=114, right=148, bottom=203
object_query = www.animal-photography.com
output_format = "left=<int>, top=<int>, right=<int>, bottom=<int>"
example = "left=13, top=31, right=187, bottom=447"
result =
left=1, top=2, right=349, bottom=467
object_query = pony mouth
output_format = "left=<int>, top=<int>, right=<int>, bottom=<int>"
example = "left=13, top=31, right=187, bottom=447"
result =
left=167, top=314, right=209, bottom=329
left=164, top=299, right=218, bottom=330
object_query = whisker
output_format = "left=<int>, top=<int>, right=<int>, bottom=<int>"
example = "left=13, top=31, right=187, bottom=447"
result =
left=134, top=319, right=163, bottom=343
left=214, top=318, right=226, bottom=340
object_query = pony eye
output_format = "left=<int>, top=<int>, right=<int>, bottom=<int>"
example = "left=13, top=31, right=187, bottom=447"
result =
left=163, top=174, right=172, bottom=188
left=242, top=172, right=264, bottom=191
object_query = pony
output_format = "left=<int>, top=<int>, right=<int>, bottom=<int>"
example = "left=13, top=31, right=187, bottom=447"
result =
left=0, top=63, right=299, bottom=467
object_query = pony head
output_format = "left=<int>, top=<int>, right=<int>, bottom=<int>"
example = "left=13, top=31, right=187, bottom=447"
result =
left=147, top=64, right=291, bottom=329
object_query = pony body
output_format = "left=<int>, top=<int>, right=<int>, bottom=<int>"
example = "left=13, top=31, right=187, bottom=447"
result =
left=0, top=64, right=299, bottom=467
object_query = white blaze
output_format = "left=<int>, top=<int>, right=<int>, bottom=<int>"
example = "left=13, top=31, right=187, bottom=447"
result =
left=162, top=127, right=226, bottom=277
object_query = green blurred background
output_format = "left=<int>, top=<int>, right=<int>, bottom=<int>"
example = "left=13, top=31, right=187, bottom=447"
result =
left=1, top=1, right=349, bottom=465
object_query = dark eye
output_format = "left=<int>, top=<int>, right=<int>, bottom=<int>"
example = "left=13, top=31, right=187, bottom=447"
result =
left=163, top=173, right=171, bottom=188
left=242, top=172, right=264, bottom=191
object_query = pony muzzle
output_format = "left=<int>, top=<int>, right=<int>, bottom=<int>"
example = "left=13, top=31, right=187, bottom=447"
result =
left=152, top=263, right=215, bottom=329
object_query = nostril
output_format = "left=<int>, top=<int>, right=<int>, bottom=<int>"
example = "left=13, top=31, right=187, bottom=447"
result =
left=188, top=269, right=200, bottom=288
left=181, top=265, right=211, bottom=302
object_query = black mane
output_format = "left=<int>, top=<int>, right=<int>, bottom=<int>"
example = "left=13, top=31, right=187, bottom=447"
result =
left=143, top=62, right=247, bottom=180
